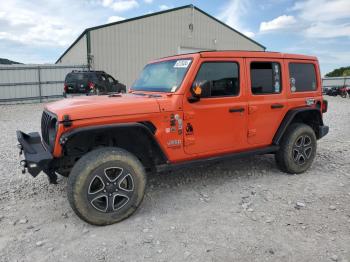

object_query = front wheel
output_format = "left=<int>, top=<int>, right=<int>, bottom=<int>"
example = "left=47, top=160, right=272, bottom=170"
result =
left=275, top=123, right=317, bottom=174
left=67, top=147, right=146, bottom=225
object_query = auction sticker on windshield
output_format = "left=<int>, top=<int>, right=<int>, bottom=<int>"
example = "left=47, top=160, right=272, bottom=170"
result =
left=174, top=60, right=191, bottom=68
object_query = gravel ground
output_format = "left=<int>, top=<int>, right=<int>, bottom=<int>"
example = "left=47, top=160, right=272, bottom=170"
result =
left=0, top=96, right=349, bottom=262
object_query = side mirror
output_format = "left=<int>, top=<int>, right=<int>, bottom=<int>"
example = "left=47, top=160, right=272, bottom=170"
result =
left=188, top=81, right=211, bottom=103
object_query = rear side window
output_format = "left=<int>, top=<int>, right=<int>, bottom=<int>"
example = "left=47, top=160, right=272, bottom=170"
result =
left=65, top=73, right=89, bottom=82
left=107, top=75, right=115, bottom=84
left=250, top=62, right=281, bottom=95
left=100, top=74, right=107, bottom=81
left=289, top=63, right=317, bottom=92
left=194, top=62, right=239, bottom=97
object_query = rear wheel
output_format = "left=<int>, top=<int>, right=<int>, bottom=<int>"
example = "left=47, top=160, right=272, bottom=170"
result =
left=275, top=123, right=317, bottom=174
left=67, top=147, right=146, bottom=225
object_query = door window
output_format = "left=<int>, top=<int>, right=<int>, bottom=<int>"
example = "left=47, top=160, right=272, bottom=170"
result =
left=100, top=75, right=107, bottom=82
left=193, top=62, right=239, bottom=97
left=250, top=62, right=281, bottom=95
left=107, top=76, right=115, bottom=84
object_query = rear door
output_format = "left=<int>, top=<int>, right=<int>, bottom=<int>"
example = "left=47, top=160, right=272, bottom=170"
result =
left=107, top=75, right=118, bottom=92
left=97, top=74, right=110, bottom=93
left=246, top=58, right=288, bottom=146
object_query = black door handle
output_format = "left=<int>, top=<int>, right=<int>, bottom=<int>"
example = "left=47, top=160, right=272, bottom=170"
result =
left=271, top=104, right=284, bottom=109
left=229, top=107, right=245, bottom=113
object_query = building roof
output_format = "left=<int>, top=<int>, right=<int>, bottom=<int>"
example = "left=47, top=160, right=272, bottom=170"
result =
left=55, top=5, right=266, bottom=64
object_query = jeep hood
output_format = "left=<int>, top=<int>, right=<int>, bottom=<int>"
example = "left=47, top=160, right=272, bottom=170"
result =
left=45, top=94, right=161, bottom=121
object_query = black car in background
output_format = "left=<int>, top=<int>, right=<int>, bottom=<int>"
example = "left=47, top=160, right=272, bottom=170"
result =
left=324, top=86, right=342, bottom=96
left=64, top=70, right=126, bottom=97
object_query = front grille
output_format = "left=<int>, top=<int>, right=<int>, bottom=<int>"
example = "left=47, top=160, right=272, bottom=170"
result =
left=41, top=111, right=57, bottom=150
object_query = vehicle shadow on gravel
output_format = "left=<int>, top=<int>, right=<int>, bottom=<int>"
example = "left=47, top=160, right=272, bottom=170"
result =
left=11, top=153, right=284, bottom=221
left=146, top=154, right=280, bottom=191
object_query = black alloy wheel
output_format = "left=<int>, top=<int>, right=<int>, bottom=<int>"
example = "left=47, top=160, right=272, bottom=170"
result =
left=292, top=135, right=313, bottom=165
left=87, top=166, right=134, bottom=212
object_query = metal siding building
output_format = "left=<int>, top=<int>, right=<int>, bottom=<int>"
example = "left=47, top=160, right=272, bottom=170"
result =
left=56, top=5, right=265, bottom=87
left=58, top=35, right=87, bottom=65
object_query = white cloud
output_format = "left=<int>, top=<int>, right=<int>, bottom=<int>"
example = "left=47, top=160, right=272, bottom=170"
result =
left=159, top=5, right=173, bottom=11
left=107, top=15, right=125, bottom=23
left=217, top=0, right=256, bottom=39
left=292, top=0, right=350, bottom=22
left=293, top=0, right=350, bottom=39
left=144, top=0, right=153, bottom=3
left=0, top=0, right=107, bottom=48
left=100, top=0, right=139, bottom=12
left=260, top=0, right=350, bottom=38
left=0, top=2, right=75, bottom=47
left=260, top=15, right=297, bottom=32
left=305, top=22, right=350, bottom=38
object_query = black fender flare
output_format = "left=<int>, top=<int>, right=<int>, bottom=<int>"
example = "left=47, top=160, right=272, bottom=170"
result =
left=272, top=107, right=324, bottom=145
left=59, top=122, right=168, bottom=164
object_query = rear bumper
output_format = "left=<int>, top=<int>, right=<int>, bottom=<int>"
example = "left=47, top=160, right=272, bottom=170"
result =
left=318, top=125, right=329, bottom=139
left=16, top=130, right=53, bottom=177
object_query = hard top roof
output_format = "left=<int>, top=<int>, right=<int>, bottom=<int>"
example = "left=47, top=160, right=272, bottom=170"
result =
left=153, top=50, right=318, bottom=62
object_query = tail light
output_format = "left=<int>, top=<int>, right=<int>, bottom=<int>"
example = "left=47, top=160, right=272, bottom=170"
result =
left=322, top=100, right=328, bottom=113
left=64, top=84, right=68, bottom=92
left=88, top=82, right=95, bottom=89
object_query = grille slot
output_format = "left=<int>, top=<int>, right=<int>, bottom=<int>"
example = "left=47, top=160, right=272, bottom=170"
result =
left=41, top=111, right=56, bottom=150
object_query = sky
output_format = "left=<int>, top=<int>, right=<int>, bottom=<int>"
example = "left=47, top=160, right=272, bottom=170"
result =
left=0, top=0, right=349, bottom=75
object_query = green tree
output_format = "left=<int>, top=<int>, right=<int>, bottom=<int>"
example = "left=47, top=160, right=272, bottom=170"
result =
left=342, top=69, right=350, bottom=76
left=326, top=66, right=350, bottom=77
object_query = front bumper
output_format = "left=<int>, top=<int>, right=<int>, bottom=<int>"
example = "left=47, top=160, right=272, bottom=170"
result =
left=16, top=130, right=53, bottom=178
left=318, top=125, right=329, bottom=139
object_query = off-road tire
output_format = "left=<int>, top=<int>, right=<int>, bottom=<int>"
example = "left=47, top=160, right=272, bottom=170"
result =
left=275, top=123, right=317, bottom=174
left=67, top=147, right=146, bottom=226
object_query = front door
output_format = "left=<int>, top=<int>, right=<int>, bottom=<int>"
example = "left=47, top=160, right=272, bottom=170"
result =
left=182, top=58, right=248, bottom=155
left=246, top=58, right=288, bottom=146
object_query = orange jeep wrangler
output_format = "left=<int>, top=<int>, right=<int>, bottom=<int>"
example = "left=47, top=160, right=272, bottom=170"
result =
left=17, top=51, right=329, bottom=225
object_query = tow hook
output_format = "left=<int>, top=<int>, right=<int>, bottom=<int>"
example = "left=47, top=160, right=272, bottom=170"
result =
left=17, top=144, right=23, bottom=155
left=20, top=160, right=27, bottom=174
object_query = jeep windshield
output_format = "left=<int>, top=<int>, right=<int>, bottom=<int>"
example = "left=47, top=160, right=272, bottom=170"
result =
left=132, top=59, right=192, bottom=92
